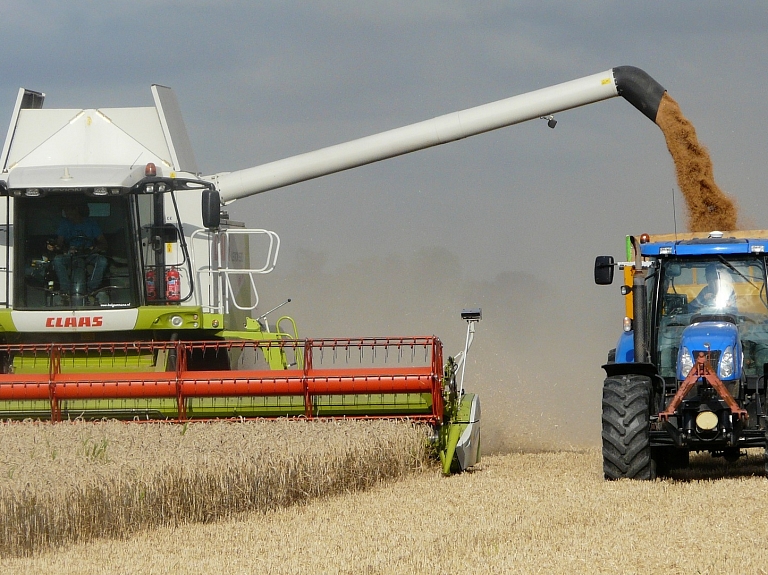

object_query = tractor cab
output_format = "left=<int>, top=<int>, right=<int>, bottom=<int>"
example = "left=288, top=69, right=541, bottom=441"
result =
left=642, top=241, right=768, bottom=389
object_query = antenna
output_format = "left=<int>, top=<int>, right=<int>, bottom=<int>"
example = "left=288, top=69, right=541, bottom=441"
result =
left=672, top=187, right=678, bottom=241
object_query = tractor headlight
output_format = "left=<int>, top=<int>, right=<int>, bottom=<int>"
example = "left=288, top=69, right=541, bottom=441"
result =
left=719, top=346, right=734, bottom=379
left=696, top=410, right=719, bottom=431
left=170, top=315, right=184, bottom=328
left=679, top=347, right=693, bottom=377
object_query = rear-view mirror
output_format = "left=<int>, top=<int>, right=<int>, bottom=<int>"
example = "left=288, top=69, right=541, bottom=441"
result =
left=202, top=189, right=221, bottom=229
left=594, top=255, right=615, bottom=285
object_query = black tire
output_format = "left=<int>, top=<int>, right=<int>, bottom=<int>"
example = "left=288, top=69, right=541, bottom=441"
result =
left=652, top=447, right=689, bottom=477
left=764, top=430, right=768, bottom=478
left=602, top=375, right=654, bottom=480
left=673, top=448, right=690, bottom=470
left=723, top=447, right=740, bottom=463
left=0, top=351, right=10, bottom=374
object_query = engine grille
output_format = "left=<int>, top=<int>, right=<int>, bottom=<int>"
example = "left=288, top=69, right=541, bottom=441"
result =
left=692, top=349, right=721, bottom=368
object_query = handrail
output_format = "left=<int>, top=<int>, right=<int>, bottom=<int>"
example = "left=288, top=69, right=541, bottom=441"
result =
left=0, top=194, right=11, bottom=307
left=190, top=228, right=280, bottom=314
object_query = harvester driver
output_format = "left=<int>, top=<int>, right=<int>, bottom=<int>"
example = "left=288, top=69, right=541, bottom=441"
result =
left=52, top=204, right=108, bottom=299
left=689, top=264, right=736, bottom=314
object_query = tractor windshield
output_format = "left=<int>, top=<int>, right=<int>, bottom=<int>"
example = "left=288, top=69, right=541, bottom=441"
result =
left=656, top=256, right=768, bottom=378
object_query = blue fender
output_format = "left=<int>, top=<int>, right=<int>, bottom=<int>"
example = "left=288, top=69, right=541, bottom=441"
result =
left=614, top=330, right=635, bottom=363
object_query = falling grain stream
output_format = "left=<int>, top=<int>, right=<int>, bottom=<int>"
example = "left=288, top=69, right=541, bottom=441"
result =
left=655, top=93, right=738, bottom=231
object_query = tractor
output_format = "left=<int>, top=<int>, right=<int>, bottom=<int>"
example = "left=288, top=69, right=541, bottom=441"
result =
left=596, top=231, right=768, bottom=479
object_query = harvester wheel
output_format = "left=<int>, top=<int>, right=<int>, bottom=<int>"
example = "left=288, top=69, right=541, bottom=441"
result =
left=602, top=375, right=653, bottom=480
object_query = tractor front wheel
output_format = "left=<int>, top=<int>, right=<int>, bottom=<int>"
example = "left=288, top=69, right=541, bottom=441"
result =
left=602, top=374, right=654, bottom=480
left=652, top=447, right=689, bottom=477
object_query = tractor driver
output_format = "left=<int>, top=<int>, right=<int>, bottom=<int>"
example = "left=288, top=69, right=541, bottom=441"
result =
left=52, top=203, right=108, bottom=298
left=689, top=264, right=737, bottom=314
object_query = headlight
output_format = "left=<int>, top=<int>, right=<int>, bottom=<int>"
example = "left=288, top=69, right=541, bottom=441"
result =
left=679, top=347, right=693, bottom=377
left=696, top=410, right=719, bottom=431
left=170, top=315, right=184, bottom=328
left=719, top=346, right=734, bottom=379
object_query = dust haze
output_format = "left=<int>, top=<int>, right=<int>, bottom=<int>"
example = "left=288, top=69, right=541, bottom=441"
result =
left=255, top=88, right=740, bottom=455
left=258, top=247, right=605, bottom=453
left=245, top=85, right=745, bottom=455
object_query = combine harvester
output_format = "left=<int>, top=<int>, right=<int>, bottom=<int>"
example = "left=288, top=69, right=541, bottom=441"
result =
left=0, top=66, right=665, bottom=474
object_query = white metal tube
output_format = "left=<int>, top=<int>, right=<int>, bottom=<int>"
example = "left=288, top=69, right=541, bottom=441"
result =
left=216, top=69, right=620, bottom=202
left=458, top=321, right=475, bottom=397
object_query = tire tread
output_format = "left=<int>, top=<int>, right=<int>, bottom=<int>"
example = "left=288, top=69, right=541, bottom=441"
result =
left=602, top=375, right=653, bottom=480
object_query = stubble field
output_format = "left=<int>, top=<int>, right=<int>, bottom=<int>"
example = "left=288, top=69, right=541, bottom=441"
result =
left=2, top=421, right=768, bottom=574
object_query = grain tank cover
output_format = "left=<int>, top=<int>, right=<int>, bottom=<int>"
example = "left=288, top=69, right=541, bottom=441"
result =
left=1, top=86, right=198, bottom=190
left=0, top=88, right=44, bottom=172
left=151, top=85, right=199, bottom=174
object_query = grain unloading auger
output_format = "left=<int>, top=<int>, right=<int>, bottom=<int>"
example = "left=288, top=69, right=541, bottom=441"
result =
left=0, top=66, right=665, bottom=474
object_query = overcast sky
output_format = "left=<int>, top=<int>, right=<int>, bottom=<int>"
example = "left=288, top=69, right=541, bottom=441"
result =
left=2, top=2, right=767, bottom=445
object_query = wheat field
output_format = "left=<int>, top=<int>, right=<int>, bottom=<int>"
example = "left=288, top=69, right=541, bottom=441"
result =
left=2, top=420, right=768, bottom=574
left=0, top=420, right=430, bottom=558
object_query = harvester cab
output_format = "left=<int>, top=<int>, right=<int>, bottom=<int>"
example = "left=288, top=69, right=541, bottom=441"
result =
left=596, top=231, right=768, bottom=479
left=0, top=87, right=271, bottom=337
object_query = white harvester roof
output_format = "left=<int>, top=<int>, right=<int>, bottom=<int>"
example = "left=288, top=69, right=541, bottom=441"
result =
left=0, top=85, right=198, bottom=190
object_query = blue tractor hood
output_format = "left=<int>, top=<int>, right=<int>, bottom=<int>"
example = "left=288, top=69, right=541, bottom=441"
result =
left=677, top=320, right=741, bottom=381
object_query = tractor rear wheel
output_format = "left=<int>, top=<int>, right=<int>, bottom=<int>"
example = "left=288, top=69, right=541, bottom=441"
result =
left=602, top=374, right=654, bottom=480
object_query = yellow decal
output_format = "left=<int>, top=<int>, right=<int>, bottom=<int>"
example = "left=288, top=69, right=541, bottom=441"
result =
left=601, top=78, right=611, bottom=85
left=166, top=243, right=173, bottom=253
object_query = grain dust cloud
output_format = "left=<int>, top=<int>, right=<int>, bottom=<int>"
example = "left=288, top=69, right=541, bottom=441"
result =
left=260, top=248, right=602, bottom=454
left=655, top=92, right=738, bottom=231
left=255, top=89, right=741, bottom=456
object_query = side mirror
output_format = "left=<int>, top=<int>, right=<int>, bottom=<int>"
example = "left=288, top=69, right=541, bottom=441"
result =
left=594, top=256, right=615, bottom=285
left=202, top=189, right=221, bottom=229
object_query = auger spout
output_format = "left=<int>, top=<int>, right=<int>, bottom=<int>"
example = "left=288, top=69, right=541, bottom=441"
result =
left=212, top=66, right=666, bottom=204
left=612, top=65, right=666, bottom=122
